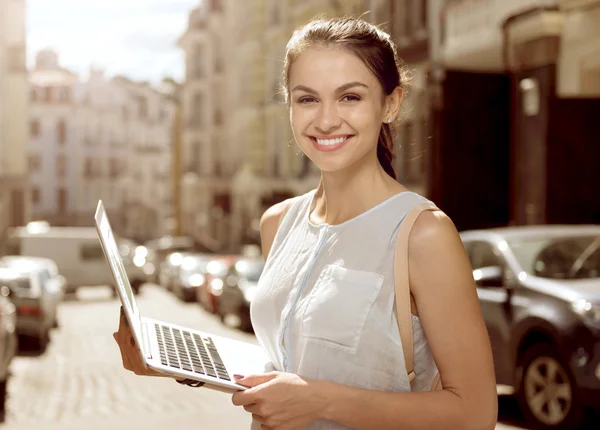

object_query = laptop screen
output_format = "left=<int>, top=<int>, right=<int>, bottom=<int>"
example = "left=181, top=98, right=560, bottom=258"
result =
left=94, top=201, right=144, bottom=351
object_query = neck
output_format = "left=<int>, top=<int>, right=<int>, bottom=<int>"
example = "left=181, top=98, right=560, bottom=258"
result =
left=311, top=154, right=406, bottom=226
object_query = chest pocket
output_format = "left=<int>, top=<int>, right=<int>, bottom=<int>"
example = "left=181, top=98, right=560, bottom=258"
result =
left=301, top=264, right=384, bottom=354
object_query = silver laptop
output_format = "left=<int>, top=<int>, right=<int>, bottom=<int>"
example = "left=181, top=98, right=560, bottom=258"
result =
left=94, top=200, right=270, bottom=393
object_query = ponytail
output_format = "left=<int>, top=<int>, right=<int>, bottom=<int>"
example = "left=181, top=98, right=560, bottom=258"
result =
left=377, top=123, right=396, bottom=180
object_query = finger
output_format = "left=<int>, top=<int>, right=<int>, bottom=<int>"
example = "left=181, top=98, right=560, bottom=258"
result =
left=234, top=372, right=278, bottom=388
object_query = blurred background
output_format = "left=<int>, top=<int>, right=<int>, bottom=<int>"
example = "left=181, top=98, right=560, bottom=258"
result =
left=0, top=0, right=599, bottom=429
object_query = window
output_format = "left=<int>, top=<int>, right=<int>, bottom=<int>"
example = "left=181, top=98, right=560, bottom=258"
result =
left=8, top=45, right=26, bottom=73
left=404, top=0, right=413, bottom=37
left=58, top=87, right=71, bottom=103
left=109, top=158, right=119, bottom=178
left=32, top=187, right=41, bottom=204
left=213, top=136, right=222, bottom=176
left=418, top=0, right=427, bottom=30
left=270, top=0, right=282, bottom=25
left=80, top=243, right=104, bottom=260
left=190, top=44, right=203, bottom=79
left=57, top=154, right=66, bottom=178
left=29, top=154, right=41, bottom=172
left=57, top=188, right=67, bottom=213
left=191, top=141, right=201, bottom=173
left=31, top=120, right=41, bottom=138
left=137, top=96, right=148, bottom=120
left=214, top=38, right=224, bottom=73
left=84, top=158, right=93, bottom=179
left=44, top=87, right=53, bottom=103
left=467, top=241, right=505, bottom=270
left=57, top=120, right=67, bottom=145
left=190, top=93, right=203, bottom=128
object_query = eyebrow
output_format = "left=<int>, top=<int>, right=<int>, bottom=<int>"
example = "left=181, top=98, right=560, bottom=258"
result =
left=291, top=81, right=369, bottom=94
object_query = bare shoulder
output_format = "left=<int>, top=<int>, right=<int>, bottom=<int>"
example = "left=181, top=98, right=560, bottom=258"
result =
left=409, top=209, right=462, bottom=255
left=407, top=208, right=472, bottom=299
left=260, top=198, right=295, bottom=259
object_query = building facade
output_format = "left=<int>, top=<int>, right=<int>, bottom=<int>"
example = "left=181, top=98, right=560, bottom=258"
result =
left=0, top=0, right=30, bottom=254
left=431, top=0, right=600, bottom=229
left=28, top=50, right=176, bottom=240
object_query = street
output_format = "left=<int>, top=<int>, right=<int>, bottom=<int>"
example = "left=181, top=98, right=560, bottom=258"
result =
left=2, top=285, right=528, bottom=430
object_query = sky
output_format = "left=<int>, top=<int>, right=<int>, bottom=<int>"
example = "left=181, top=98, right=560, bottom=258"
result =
left=27, top=0, right=200, bottom=84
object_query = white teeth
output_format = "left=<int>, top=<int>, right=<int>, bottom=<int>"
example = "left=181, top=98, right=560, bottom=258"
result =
left=315, top=136, right=348, bottom=146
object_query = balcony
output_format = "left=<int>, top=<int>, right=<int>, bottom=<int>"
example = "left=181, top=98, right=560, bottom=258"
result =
left=442, top=0, right=560, bottom=71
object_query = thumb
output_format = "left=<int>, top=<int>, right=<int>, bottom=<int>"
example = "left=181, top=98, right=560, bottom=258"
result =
left=234, top=372, right=278, bottom=387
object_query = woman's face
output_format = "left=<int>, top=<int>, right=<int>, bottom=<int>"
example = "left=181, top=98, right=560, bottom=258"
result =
left=288, top=46, right=390, bottom=174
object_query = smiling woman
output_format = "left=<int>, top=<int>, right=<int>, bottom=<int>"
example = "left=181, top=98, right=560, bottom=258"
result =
left=232, top=16, right=497, bottom=430
left=110, top=14, right=498, bottom=430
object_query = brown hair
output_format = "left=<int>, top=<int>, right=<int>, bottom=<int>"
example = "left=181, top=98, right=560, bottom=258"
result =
left=282, top=16, right=410, bottom=179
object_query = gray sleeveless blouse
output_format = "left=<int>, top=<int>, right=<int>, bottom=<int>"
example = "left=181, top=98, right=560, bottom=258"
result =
left=250, top=189, right=439, bottom=429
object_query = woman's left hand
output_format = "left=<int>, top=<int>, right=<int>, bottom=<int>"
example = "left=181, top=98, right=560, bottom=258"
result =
left=231, top=372, right=328, bottom=430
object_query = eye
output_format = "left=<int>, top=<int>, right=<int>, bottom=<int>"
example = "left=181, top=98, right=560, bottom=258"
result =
left=341, top=94, right=361, bottom=102
left=296, top=96, right=317, bottom=104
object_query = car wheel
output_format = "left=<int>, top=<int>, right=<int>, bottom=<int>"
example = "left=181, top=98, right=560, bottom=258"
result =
left=516, top=343, right=586, bottom=429
left=35, top=330, right=50, bottom=353
left=0, top=379, right=6, bottom=422
left=131, top=279, right=142, bottom=295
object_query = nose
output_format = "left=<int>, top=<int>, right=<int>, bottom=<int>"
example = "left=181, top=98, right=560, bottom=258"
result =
left=315, top=102, right=341, bottom=133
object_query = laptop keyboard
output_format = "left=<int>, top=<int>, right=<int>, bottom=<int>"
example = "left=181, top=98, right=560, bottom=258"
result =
left=155, top=323, right=231, bottom=381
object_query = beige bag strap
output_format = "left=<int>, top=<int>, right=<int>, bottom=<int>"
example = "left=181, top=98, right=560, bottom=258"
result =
left=394, top=202, right=439, bottom=383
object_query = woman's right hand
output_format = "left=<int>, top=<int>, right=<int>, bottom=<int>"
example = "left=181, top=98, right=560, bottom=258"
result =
left=113, top=306, right=166, bottom=377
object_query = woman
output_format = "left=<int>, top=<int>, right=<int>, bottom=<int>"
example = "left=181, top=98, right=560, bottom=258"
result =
left=114, top=17, right=497, bottom=430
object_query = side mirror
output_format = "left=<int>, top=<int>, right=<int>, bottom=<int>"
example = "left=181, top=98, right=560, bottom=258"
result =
left=473, top=266, right=504, bottom=287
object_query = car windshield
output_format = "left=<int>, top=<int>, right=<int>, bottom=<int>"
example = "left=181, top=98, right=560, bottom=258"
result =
left=508, top=235, right=600, bottom=279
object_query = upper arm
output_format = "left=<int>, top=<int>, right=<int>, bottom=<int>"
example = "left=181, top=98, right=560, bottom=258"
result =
left=259, top=199, right=292, bottom=261
left=408, top=211, right=497, bottom=423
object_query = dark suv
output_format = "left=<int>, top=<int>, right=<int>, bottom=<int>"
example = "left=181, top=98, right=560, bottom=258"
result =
left=460, top=225, right=600, bottom=429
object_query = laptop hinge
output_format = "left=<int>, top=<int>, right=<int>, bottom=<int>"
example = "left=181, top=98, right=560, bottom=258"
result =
left=141, top=322, right=153, bottom=360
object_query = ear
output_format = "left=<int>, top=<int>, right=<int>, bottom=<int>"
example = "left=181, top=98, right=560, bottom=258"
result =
left=382, top=86, right=404, bottom=124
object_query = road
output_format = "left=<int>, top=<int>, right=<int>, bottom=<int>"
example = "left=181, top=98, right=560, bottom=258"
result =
left=2, top=284, right=529, bottom=430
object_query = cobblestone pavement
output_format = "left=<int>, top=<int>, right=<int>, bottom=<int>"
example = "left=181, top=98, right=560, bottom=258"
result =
left=1, top=284, right=529, bottom=430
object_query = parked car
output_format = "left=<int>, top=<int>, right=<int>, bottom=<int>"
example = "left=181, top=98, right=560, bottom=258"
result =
left=158, top=251, right=193, bottom=291
left=142, top=236, right=195, bottom=284
left=217, top=257, right=264, bottom=332
left=9, top=226, right=113, bottom=294
left=171, top=254, right=210, bottom=302
left=1, top=256, right=65, bottom=328
left=460, top=225, right=600, bottom=429
left=196, top=255, right=239, bottom=314
left=0, top=284, right=17, bottom=421
left=0, top=267, right=54, bottom=352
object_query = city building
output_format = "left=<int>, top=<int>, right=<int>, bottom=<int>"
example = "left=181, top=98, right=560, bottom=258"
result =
left=113, top=76, right=177, bottom=241
left=29, top=50, right=80, bottom=227
left=430, top=0, right=600, bottom=230
left=28, top=50, right=176, bottom=239
left=0, top=0, right=30, bottom=254
left=178, top=0, right=229, bottom=252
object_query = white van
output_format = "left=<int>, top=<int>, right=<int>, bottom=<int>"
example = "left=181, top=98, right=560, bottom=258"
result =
left=7, top=226, right=113, bottom=294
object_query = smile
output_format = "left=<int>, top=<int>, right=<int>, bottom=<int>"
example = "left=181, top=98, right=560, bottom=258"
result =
left=310, top=135, right=353, bottom=152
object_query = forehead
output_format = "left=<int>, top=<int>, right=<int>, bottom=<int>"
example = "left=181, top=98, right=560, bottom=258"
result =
left=289, top=47, right=379, bottom=90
